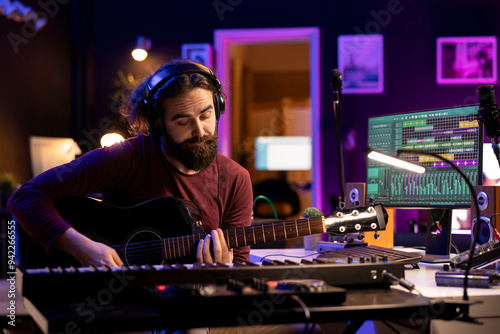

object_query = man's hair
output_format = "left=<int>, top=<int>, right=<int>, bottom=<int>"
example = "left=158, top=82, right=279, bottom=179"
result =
left=120, top=59, right=221, bottom=136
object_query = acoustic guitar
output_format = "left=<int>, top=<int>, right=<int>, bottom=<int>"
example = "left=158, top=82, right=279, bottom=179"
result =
left=17, top=196, right=388, bottom=268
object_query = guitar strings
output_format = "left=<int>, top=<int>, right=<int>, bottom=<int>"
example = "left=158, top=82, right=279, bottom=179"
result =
left=116, top=220, right=322, bottom=264
left=111, top=218, right=321, bottom=255
left=115, top=219, right=323, bottom=263
left=109, top=218, right=323, bottom=264
left=111, top=233, right=208, bottom=261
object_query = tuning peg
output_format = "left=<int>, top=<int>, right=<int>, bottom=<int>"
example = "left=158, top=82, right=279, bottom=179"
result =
left=369, top=197, right=375, bottom=205
left=338, top=202, right=345, bottom=210
left=358, top=232, right=365, bottom=241
left=351, top=200, right=360, bottom=208
left=374, top=231, right=380, bottom=240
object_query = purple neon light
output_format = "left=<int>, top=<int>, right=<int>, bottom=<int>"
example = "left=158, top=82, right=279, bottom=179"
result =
left=214, top=27, right=322, bottom=209
left=436, top=36, right=498, bottom=85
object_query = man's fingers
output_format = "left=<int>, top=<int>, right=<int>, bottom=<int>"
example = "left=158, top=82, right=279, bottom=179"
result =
left=112, top=251, right=124, bottom=267
left=216, top=229, right=231, bottom=263
left=211, top=229, right=222, bottom=262
left=196, top=239, right=205, bottom=264
left=203, top=234, right=214, bottom=264
left=217, top=229, right=228, bottom=250
left=196, top=230, right=232, bottom=265
left=227, top=248, right=234, bottom=264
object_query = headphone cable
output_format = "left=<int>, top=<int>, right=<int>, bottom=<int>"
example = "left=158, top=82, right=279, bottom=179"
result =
left=216, top=153, right=222, bottom=228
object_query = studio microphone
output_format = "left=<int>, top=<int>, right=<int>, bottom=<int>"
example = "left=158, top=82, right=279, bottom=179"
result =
left=477, top=84, right=500, bottom=165
left=330, top=69, right=343, bottom=103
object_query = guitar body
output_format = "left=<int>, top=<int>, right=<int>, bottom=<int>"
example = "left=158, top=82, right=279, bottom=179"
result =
left=18, top=196, right=203, bottom=268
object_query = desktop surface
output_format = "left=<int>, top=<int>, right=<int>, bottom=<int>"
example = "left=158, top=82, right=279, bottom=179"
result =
left=249, top=247, right=500, bottom=297
left=4, top=246, right=500, bottom=333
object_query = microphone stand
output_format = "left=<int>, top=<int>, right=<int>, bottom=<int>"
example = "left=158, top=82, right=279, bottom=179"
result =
left=477, top=85, right=500, bottom=168
left=333, top=89, right=345, bottom=207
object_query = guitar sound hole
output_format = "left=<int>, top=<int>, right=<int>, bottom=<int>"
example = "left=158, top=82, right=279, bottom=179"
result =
left=124, top=229, right=164, bottom=266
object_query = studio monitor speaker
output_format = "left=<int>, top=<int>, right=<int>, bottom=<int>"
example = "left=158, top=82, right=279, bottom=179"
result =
left=471, top=185, right=500, bottom=245
left=345, top=182, right=394, bottom=248
left=345, top=183, right=365, bottom=210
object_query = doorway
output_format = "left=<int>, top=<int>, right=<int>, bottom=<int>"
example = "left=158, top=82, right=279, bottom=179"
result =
left=214, top=27, right=322, bottom=214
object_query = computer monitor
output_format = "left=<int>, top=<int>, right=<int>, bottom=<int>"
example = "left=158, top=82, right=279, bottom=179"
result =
left=365, top=105, right=483, bottom=262
left=366, top=105, right=483, bottom=208
left=255, top=136, right=312, bottom=171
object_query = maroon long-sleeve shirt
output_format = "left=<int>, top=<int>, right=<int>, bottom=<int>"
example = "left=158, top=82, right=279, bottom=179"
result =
left=8, top=134, right=253, bottom=263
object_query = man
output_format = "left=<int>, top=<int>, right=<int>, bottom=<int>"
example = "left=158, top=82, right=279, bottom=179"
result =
left=9, top=59, right=329, bottom=334
left=7, top=59, right=253, bottom=267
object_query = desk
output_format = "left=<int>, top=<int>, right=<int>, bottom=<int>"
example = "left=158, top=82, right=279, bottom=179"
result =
left=250, top=247, right=500, bottom=333
left=4, top=248, right=500, bottom=333
left=249, top=247, right=500, bottom=297
left=402, top=255, right=500, bottom=334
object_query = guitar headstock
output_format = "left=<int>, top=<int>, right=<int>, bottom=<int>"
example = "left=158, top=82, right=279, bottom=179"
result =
left=324, top=204, right=388, bottom=235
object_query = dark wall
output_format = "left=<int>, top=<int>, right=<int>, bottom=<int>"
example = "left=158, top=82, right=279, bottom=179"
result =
left=0, top=0, right=72, bottom=183
left=2, top=0, right=500, bottom=213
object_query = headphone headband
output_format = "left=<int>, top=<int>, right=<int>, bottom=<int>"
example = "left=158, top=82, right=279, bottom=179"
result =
left=143, top=62, right=225, bottom=135
left=144, top=63, right=221, bottom=106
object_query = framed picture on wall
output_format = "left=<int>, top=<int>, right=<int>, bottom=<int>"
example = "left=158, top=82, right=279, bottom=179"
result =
left=338, top=34, right=384, bottom=94
left=181, top=43, right=213, bottom=68
left=436, top=36, right=497, bottom=85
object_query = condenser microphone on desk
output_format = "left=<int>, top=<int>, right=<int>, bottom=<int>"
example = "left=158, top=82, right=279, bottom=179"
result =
left=477, top=84, right=500, bottom=166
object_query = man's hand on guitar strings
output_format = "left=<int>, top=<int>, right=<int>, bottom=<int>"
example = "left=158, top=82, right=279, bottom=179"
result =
left=53, top=228, right=123, bottom=268
left=77, top=242, right=124, bottom=268
left=197, top=228, right=234, bottom=265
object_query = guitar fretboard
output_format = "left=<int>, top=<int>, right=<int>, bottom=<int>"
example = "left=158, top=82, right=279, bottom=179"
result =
left=226, top=217, right=325, bottom=248
left=152, top=217, right=325, bottom=261
left=112, top=204, right=385, bottom=266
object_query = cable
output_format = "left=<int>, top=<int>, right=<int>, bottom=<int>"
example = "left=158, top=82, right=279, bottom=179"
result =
left=450, top=239, right=461, bottom=255
left=489, top=213, right=500, bottom=240
left=253, top=195, right=278, bottom=220
left=382, top=271, right=422, bottom=296
left=288, top=295, right=312, bottom=334
left=429, top=209, right=446, bottom=232
left=397, top=149, right=479, bottom=301
left=429, top=209, right=461, bottom=257
left=216, top=154, right=222, bottom=228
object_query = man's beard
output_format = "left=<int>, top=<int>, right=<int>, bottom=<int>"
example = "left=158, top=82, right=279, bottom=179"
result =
left=167, top=133, right=219, bottom=172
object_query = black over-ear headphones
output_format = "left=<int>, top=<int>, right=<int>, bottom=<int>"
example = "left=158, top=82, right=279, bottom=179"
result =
left=143, top=63, right=225, bottom=135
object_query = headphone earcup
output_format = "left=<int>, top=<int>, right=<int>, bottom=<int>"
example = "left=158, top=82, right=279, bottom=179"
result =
left=215, top=92, right=225, bottom=119
left=145, top=106, right=165, bottom=135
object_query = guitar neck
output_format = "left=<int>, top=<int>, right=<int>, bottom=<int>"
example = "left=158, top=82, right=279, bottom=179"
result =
left=224, top=217, right=325, bottom=248
left=161, top=217, right=325, bottom=261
